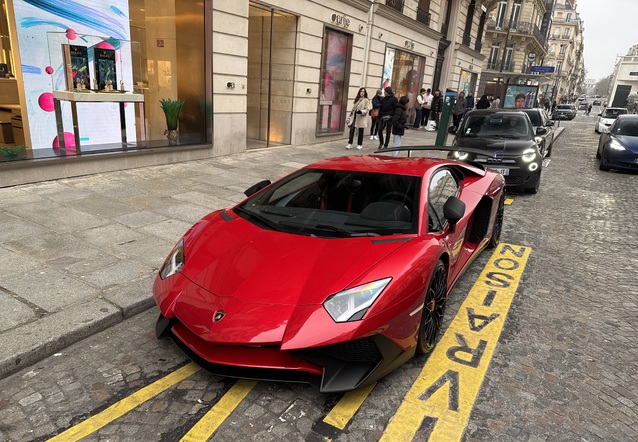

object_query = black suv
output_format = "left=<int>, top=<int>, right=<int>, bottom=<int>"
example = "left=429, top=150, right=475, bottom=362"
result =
left=449, top=110, right=545, bottom=194
left=552, top=104, right=577, bottom=120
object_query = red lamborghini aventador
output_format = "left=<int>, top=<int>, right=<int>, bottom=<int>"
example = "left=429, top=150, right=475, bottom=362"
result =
left=153, top=154, right=506, bottom=393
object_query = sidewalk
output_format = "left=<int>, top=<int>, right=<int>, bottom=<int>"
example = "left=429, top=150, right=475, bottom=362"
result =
left=0, top=124, right=564, bottom=380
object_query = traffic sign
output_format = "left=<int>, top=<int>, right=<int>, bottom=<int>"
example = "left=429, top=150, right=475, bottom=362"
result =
left=530, top=66, right=555, bottom=73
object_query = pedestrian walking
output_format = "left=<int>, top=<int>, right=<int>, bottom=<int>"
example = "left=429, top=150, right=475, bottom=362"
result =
left=586, top=103, right=592, bottom=116
left=414, top=88, right=425, bottom=129
left=491, top=96, right=501, bottom=109
left=369, top=89, right=382, bottom=141
left=346, top=87, right=370, bottom=150
left=452, top=91, right=466, bottom=133
left=378, top=86, right=398, bottom=149
left=465, top=91, right=475, bottom=114
left=421, top=88, right=432, bottom=128
left=391, top=95, right=409, bottom=157
left=431, top=89, right=443, bottom=130
left=476, top=94, right=491, bottom=109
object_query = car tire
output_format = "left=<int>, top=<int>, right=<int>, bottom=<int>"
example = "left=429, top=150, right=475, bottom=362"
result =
left=598, top=149, right=610, bottom=171
left=416, top=260, right=447, bottom=355
left=546, top=142, right=553, bottom=158
left=525, top=172, right=541, bottom=194
left=596, top=146, right=601, bottom=159
left=488, top=194, right=505, bottom=248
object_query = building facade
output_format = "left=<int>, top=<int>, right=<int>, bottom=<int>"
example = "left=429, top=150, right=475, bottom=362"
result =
left=1, top=0, right=490, bottom=185
left=608, top=45, right=638, bottom=110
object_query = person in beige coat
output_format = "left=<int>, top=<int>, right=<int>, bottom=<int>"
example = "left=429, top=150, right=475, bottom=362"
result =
left=346, top=87, right=371, bottom=150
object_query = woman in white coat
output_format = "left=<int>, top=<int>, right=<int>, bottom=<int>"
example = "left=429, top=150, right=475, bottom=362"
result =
left=346, top=87, right=371, bottom=150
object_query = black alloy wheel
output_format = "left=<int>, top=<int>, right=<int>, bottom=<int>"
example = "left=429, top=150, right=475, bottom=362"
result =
left=598, top=148, right=610, bottom=171
left=488, top=194, right=505, bottom=248
left=525, top=172, right=541, bottom=194
left=416, top=261, right=448, bottom=355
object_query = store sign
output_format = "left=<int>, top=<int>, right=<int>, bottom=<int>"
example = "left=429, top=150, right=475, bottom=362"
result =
left=629, top=72, right=638, bottom=76
left=404, top=40, right=415, bottom=50
left=528, top=52, right=536, bottom=63
left=330, top=14, right=350, bottom=28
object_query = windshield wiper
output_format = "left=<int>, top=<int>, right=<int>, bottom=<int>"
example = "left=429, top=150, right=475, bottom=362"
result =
left=234, top=206, right=282, bottom=231
left=279, top=220, right=378, bottom=237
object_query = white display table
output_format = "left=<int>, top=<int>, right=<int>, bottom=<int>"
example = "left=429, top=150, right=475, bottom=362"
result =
left=52, top=90, right=146, bottom=152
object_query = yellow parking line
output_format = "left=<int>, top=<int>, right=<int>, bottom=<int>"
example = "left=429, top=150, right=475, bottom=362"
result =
left=380, top=243, right=531, bottom=442
left=322, top=382, right=377, bottom=430
left=504, top=198, right=514, bottom=205
left=180, top=380, right=257, bottom=442
left=48, top=362, right=201, bottom=441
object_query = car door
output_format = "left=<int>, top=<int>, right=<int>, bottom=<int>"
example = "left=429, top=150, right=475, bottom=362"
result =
left=541, top=110, right=554, bottom=147
left=427, top=168, right=467, bottom=279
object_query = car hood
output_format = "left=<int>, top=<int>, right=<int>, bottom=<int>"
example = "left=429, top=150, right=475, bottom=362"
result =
left=614, top=135, right=638, bottom=153
left=171, top=213, right=409, bottom=344
left=454, top=137, right=535, bottom=155
left=179, top=212, right=409, bottom=305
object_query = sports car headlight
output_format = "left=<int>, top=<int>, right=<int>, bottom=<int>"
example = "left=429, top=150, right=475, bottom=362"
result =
left=608, top=139, right=626, bottom=151
left=521, top=148, right=537, bottom=162
left=323, top=278, right=391, bottom=322
left=159, top=239, right=184, bottom=279
left=452, top=151, right=469, bottom=160
left=534, top=136, right=543, bottom=146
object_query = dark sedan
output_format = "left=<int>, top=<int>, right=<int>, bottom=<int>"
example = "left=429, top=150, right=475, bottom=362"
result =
left=552, top=104, right=577, bottom=120
left=450, top=110, right=544, bottom=194
left=597, top=114, right=638, bottom=171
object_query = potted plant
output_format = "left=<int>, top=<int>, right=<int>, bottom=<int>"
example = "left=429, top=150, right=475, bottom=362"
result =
left=0, top=145, right=27, bottom=161
left=159, top=98, right=184, bottom=144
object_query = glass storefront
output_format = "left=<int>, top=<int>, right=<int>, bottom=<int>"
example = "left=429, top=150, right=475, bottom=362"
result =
left=458, top=69, right=477, bottom=96
left=317, top=28, right=352, bottom=135
left=247, top=3, right=297, bottom=149
left=1, top=0, right=207, bottom=161
left=382, top=47, right=425, bottom=122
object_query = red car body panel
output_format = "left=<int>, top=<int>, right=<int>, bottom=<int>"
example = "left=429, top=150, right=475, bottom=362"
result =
left=153, top=155, right=505, bottom=392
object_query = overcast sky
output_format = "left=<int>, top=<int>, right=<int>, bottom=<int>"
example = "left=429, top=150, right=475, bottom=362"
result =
left=577, top=0, right=638, bottom=81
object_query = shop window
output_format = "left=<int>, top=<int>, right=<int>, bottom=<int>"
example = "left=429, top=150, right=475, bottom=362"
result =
left=317, top=28, right=352, bottom=135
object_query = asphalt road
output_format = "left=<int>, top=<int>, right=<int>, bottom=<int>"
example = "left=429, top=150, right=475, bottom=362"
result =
left=0, top=109, right=637, bottom=442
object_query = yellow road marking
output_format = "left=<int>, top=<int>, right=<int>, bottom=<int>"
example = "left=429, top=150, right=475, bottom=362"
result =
left=380, top=243, right=531, bottom=442
left=504, top=198, right=514, bottom=205
left=48, top=362, right=201, bottom=441
left=322, top=382, right=377, bottom=430
left=180, top=380, right=257, bottom=442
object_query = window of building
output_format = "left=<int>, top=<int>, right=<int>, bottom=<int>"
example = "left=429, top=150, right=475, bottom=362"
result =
left=511, top=0, right=522, bottom=30
left=488, top=44, right=500, bottom=69
left=317, top=28, right=352, bottom=135
left=495, top=1, right=507, bottom=29
left=381, top=47, right=425, bottom=123
left=462, top=0, right=476, bottom=46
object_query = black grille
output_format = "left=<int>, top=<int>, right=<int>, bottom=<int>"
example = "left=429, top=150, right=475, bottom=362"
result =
left=468, top=196, right=492, bottom=243
left=313, top=337, right=382, bottom=362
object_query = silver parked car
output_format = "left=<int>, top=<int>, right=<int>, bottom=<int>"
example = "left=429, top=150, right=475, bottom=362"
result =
left=594, top=107, right=627, bottom=134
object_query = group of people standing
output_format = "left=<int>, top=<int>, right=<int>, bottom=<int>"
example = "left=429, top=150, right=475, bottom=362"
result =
left=346, top=86, right=444, bottom=154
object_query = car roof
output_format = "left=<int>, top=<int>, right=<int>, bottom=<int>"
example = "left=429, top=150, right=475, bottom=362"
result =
left=604, top=107, right=627, bottom=111
left=616, top=114, right=638, bottom=121
left=304, top=155, right=476, bottom=177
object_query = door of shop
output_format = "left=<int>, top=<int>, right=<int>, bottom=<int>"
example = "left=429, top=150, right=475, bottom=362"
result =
left=247, top=4, right=296, bottom=149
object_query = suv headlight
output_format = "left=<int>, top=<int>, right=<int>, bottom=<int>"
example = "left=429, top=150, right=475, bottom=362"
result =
left=159, top=239, right=185, bottom=279
left=521, top=148, right=537, bottom=163
left=323, top=278, right=391, bottom=322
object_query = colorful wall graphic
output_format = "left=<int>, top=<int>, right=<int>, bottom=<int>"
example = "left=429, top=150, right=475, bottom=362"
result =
left=13, top=0, right=135, bottom=150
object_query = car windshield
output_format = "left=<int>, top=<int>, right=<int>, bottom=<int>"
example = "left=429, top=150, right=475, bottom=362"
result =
left=557, top=105, right=574, bottom=110
left=236, top=169, right=421, bottom=237
left=460, top=113, right=530, bottom=138
left=602, top=108, right=627, bottom=118
left=613, top=120, right=638, bottom=136
left=524, top=111, right=541, bottom=126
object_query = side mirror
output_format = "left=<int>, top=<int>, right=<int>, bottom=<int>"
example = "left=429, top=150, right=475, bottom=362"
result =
left=443, top=196, right=466, bottom=233
left=536, top=127, right=548, bottom=136
left=546, top=120, right=554, bottom=127
left=597, top=113, right=602, bottom=117
left=244, top=179, right=271, bottom=197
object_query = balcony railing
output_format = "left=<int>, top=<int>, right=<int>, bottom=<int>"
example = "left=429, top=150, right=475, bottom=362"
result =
left=487, top=19, right=546, bottom=51
left=475, top=40, right=483, bottom=52
left=486, top=61, right=514, bottom=72
left=385, top=0, right=404, bottom=13
left=462, top=32, right=471, bottom=46
left=416, top=7, right=431, bottom=26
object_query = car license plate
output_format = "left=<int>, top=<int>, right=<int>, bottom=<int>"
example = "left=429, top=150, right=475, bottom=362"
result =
left=489, top=168, right=509, bottom=176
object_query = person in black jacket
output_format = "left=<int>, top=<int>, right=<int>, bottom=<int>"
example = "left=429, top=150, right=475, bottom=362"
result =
left=378, top=86, right=398, bottom=149
left=390, top=95, right=408, bottom=157
left=430, top=89, right=443, bottom=130
left=476, top=94, right=491, bottom=109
